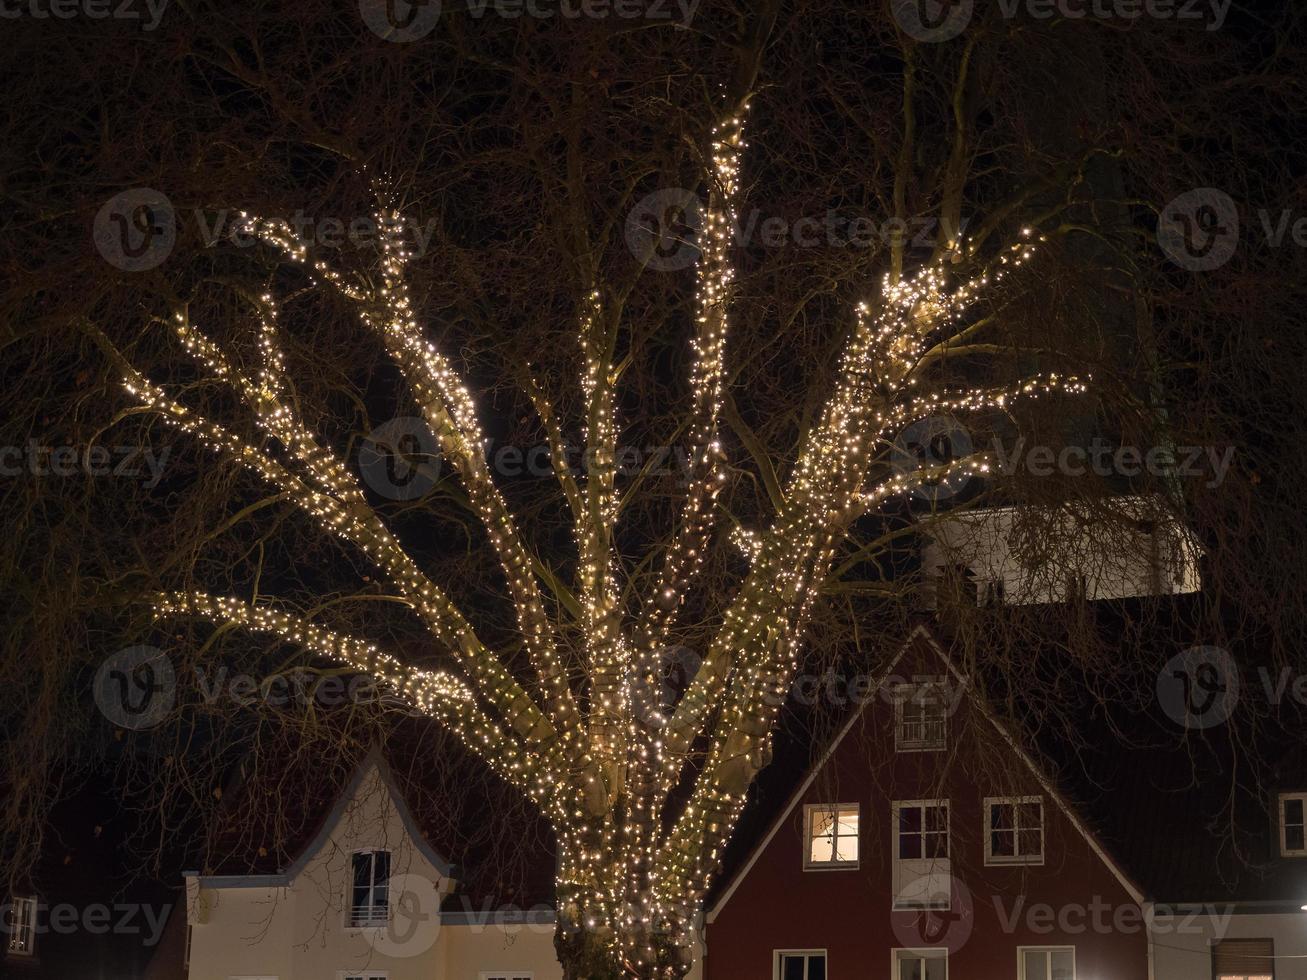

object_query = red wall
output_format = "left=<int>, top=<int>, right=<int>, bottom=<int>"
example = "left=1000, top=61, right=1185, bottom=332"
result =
left=706, top=637, right=1148, bottom=980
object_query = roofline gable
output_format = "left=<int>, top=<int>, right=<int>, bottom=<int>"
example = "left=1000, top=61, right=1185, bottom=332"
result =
left=706, top=623, right=1143, bottom=922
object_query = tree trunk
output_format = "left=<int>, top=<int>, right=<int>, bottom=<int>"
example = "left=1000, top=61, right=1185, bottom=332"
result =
left=554, top=922, right=694, bottom=980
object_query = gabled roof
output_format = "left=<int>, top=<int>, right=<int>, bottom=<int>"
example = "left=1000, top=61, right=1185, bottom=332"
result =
left=185, top=716, right=556, bottom=912
left=707, top=623, right=1144, bottom=923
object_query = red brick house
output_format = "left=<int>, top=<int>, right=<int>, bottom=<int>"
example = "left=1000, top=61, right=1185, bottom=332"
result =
left=704, top=624, right=1147, bottom=980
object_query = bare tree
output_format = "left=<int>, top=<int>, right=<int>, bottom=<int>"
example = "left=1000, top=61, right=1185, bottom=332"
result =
left=2, top=2, right=1305, bottom=978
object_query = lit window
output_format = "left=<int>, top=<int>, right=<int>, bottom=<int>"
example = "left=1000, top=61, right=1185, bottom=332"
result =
left=776, top=950, right=826, bottom=980
left=348, top=850, right=390, bottom=927
left=985, top=797, right=1045, bottom=865
left=1020, top=947, right=1075, bottom=980
left=804, top=804, right=859, bottom=869
left=1212, top=937, right=1274, bottom=980
left=894, top=948, right=946, bottom=980
left=894, top=683, right=948, bottom=751
left=1280, top=793, right=1307, bottom=857
left=5, top=896, right=36, bottom=957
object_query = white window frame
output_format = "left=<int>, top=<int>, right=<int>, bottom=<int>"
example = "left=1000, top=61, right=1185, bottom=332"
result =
left=1018, top=945, right=1076, bottom=980
left=346, top=848, right=391, bottom=928
left=479, top=973, right=533, bottom=980
left=1279, top=792, right=1307, bottom=857
left=891, top=947, right=948, bottom=979
left=5, top=895, right=37, bottom=957
left=984, top=796, right=1045, bottom=866
left=773, top=949, right=827, bottom=980
left=340, top=973, right=388, bottom=980
left=803, top=803, right=860, bottom=870
left=893, top=682, right=948, bottom=752
left=892, top=800, right=951, bottom=910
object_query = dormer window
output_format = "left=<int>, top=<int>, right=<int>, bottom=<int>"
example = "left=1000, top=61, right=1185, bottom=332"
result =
left=895, top=682, right=948, bottom=752
left=348, top=850, right=391, bottom=926
left=5, top=896, right=36, bottom=957
left=1279, top=793, right=1307, bottom=857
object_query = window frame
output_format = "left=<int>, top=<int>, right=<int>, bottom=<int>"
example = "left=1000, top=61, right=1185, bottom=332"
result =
left=478, top=973, right=533, bottom=980
left=891, top=946, right=948, bottom=980
left=984, top=796, right=1046, bottom=866
left=891, top=800, right=951, bottom=911
left=345, top=848, right=392, bottom=928
left=340, top=973, right=388, bottom=980
left=1212, top=936, right=1275, bottom=980
left=1017, top=945, right=1076, bottom=980
left=5, top=895, right=37, bottom=958
left=1278, top=792, right=1307, bottom=857
left=773, top=949, right=827, bottom=980
left=893, top=682, right=949, bottom=752
left=802, top=803, right=860, bottom=870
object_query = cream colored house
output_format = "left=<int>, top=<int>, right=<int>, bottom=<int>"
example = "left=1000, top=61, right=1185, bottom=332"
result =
left=181, top=749, right=565, bottom=980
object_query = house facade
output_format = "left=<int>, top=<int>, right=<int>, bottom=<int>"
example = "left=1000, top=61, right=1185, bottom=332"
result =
left=180, top=752, right=567, bottom=980
left=705, top=625, right=1149, bottom=980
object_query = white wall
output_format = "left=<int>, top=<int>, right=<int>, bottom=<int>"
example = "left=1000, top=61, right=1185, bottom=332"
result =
left=921, top=496, right=1201, bottom=607
left=1150, top=908, right=1307, bottom=980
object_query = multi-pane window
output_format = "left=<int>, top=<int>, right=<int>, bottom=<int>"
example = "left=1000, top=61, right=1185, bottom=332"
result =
left=897, top=802, right=949, bottom=860
left=1019, top=947, right=1075, bottom=980
left=5, top=896, right=36, bottom=957
left=804, top=804, right=859, bottom=869
left=480, top=974, right=532, bottom=980
left=894, top=683, right=948, bottom=751
left=892, top=801, right=950, bottom=910
left=893, top=948, right=947, bottom=980
left=776, top=950, right=826, bottom=980
left=348, top=850, right=391, bottom=926
left=985, top=797, right=1045, bottom=865
left=343, top=974, right=387, bottom=980
left=1279, top=793, right=1307, bottom=857
left=1212, top=937, right=1274, bottom=980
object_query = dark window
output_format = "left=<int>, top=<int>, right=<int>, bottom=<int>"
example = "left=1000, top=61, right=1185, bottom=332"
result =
left=349, top=850, right=390, bottom=926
